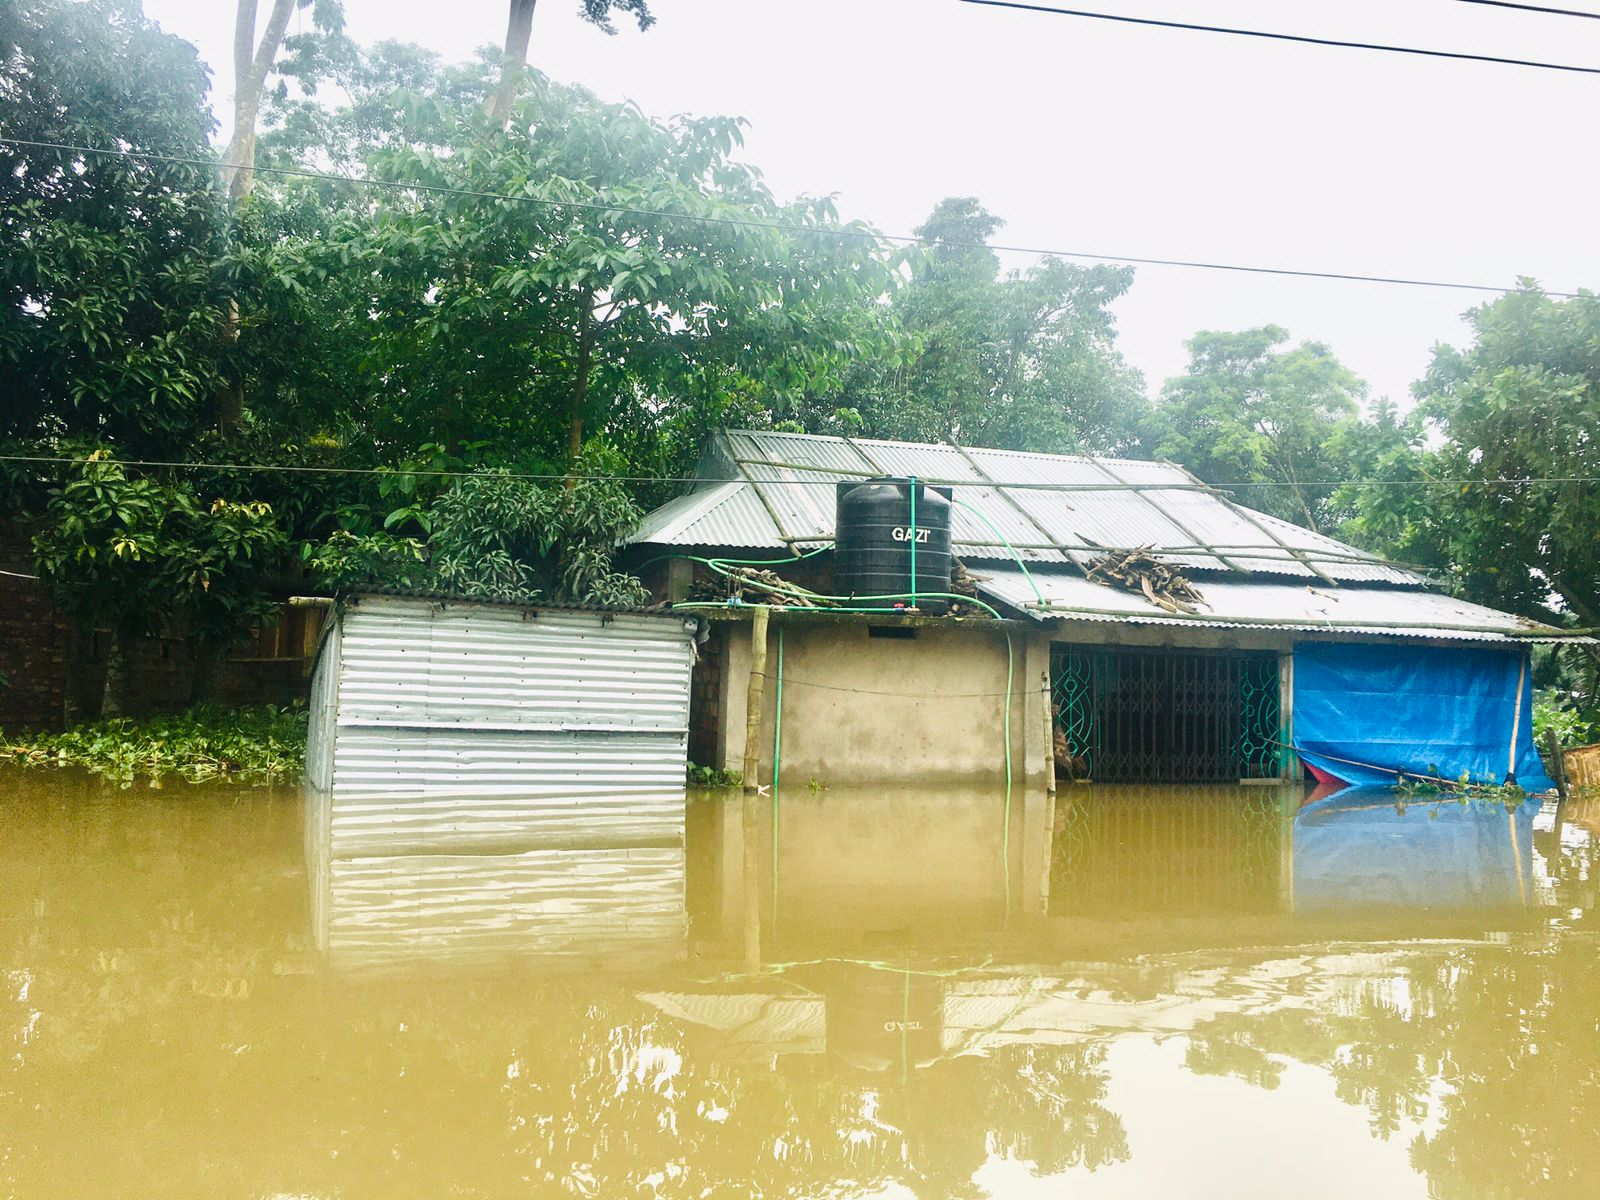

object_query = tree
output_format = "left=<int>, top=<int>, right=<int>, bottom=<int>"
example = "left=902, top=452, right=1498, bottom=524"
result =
left=487, top=0, right=655, bottom=126
left=0, top=0, right=229, bottom=459
left=1344, top=288, right=1600, bottom=722
left=268, top=64, right=886, bottom=482
left=222, top=0, right=346, bottom=200
left=31, top=452, right=284, bottom=717
left=1412, top=287, right=1600, bottom=629
left=311, top=463, right=649, bottom=608
left=1147, top=326, right=1367, bottom=531
left=833, top=198, right=1148, bottom=455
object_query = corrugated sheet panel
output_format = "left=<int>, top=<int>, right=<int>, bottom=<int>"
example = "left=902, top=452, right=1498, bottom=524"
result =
left=336, top=599, right=693, bottom=732
left=630, top=481, right=785, bottom=548
left=628, top=430, right=1419, bottom=584
left=304, top=618, right=339, bottom=949
left=304, top=618, right=340, bottom=792
left=977, top=567, right=1569, bottom=641
left=330, top=727, right=686, bottom=799
left=308, top=597, right=694, bottom=967
left=1248, top=511, right=1419, bottom=585
left=325, top=845, right=686, bottom=969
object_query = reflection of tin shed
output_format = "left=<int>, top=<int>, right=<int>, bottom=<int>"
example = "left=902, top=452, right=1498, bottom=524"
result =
left=629, top=429, right=1579, bottom=793
left=303, top=595, right=698, bottom=966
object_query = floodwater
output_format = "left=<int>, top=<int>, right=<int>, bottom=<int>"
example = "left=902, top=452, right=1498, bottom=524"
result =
left=4, top=770, right=1600, bottom=1198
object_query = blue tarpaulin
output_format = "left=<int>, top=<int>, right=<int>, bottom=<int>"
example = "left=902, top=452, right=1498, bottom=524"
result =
left=1293, top=786, right=1536, bottom=911
left=1292, top=642, right=1552, bottom=791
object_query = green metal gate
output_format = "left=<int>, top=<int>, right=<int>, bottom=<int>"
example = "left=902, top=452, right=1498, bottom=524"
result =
left=1051, top=644, right=1283, bottom=783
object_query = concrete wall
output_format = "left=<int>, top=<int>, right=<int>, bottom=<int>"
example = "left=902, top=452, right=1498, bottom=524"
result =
left=715, top=614, right=1049, bottom=791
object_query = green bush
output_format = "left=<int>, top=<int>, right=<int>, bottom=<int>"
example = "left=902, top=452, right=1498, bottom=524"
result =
left=2, top=704, right=307, bottom=787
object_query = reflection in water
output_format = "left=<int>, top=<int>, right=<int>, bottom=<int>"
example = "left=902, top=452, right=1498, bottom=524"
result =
left=4, top=769, right=1600, bottom=1197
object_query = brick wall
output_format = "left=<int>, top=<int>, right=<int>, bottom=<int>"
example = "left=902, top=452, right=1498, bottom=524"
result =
left=0, top=521, right=314, bottom=731
left=687, top=625, right=724, bottom=767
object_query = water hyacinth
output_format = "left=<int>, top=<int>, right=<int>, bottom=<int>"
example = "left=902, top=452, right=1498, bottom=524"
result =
left=2, top=705, right=307, bottom=787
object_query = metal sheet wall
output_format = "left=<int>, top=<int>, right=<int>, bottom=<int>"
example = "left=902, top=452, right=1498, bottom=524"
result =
left=325, top=845, right=687, bottom=969
left=335, top=599, right=693, bottom=732
left=306, top=597, right=696, bottom=961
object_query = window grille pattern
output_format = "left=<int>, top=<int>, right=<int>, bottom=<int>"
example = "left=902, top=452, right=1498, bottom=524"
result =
left=1051, top=645, right=1282, bottom=783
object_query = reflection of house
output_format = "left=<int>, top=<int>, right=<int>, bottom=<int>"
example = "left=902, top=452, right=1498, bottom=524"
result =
left=304, top=595, right=697, bottom=967
left=629, top=430, right=1574, bottom=791
left=1052, top=782, right=1536, bottom=919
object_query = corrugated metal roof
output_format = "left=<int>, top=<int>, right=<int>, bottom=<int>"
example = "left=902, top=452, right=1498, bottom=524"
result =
left=974, top=567, right=1575, bottom=642
left=629, top=429, right=1419, bottom=585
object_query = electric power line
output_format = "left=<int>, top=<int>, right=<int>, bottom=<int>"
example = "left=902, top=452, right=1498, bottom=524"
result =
left=959, top=0, right=1600, bottom=75
left=1, top=452, right=1597, bottom=491
left=1456, top=0, right=1600, bottom=20
left=0, top=137, right=1584, bottom=300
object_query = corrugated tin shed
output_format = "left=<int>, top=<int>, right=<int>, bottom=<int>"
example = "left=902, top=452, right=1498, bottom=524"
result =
left=973, top=568, right=1566, bottom=643
left=630, top=429, right=1419, bottom=584
left=305, top=594, right=697, bottom=967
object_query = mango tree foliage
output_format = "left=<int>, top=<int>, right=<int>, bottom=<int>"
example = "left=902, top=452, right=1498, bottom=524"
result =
left=265, top=67, right=890, bottom=480
left=0, top=0, right=228, bottom=456
left=312, top=465, right=649, bottom=607
left=33, top=453, right=285, bottom=715
left=1146, top=326, right=1366, bottom=531
left=829, top=198, right=1147, bottom=454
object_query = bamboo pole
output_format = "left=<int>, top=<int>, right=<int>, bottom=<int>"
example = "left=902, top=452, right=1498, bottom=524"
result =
left=741, top=606, right=770, bottom=971
left=1041, top=670, right=1057, bottom=797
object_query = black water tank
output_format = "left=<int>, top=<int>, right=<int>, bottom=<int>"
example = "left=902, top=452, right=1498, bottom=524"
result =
left=834, top=478, right=954, bottom=614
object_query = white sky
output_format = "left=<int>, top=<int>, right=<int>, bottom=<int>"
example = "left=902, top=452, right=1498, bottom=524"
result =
left=141, top=0, right=1600, bottom=407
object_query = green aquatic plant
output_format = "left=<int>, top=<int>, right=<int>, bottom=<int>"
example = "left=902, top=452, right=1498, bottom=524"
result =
left=1, top=704, right=307, bottom=787
left=1394, top=770, right=1526, bottom=811
left=685, top=763, right=742, bottom=789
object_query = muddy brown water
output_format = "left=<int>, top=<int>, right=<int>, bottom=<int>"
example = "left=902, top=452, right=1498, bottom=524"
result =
left=3, top=768, right=1598, bottom=1198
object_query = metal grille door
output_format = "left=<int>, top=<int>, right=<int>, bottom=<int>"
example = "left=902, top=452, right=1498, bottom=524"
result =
left=1052, top=645, right=1282, bottom=783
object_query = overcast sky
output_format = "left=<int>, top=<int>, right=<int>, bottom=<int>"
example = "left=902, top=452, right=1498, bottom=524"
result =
left=141, top=0, right=1600, bottom=408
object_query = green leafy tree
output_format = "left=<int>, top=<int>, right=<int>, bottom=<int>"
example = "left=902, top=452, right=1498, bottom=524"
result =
left=312, top=463, right=649, bottom=608
left=1148, top=326, right=1367, bottom=531
left=1345, top=287, right=1600, bottom=725
left=0, top=0, right=229, bottom=457
left=262, top=64, right=886, bottom=480
left=838, top=198, right=1147, bottom=454
left=32, top=452, right=285, bottom=718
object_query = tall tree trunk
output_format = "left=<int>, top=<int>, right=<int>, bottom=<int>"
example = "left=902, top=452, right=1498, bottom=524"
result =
left=222, top=0, right=297, bottom=202
left=101, top=626, right=138, bottom=719
left=567, top=286, right=595, bottom=474
left=488, top=0, right=538, bottom=128
left=62, top=617, right=101, bottom=726
left=217, top=1, right=294, bottom=441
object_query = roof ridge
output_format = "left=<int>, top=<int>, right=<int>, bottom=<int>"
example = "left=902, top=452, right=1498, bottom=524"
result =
left=725, top=427, right=1164, bottom=471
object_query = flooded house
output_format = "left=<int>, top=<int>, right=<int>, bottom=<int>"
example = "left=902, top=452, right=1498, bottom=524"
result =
left=628, top=429, right=1576, bottom=797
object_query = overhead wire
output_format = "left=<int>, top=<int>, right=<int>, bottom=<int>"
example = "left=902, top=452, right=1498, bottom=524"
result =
left=3, top=453, right=1600, bottom=491
left=0, top=137, right=1585, bottom=299
left=1454, top=0, right=1600, bottom=19
left=958, top=0, right=1600, bottom=75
